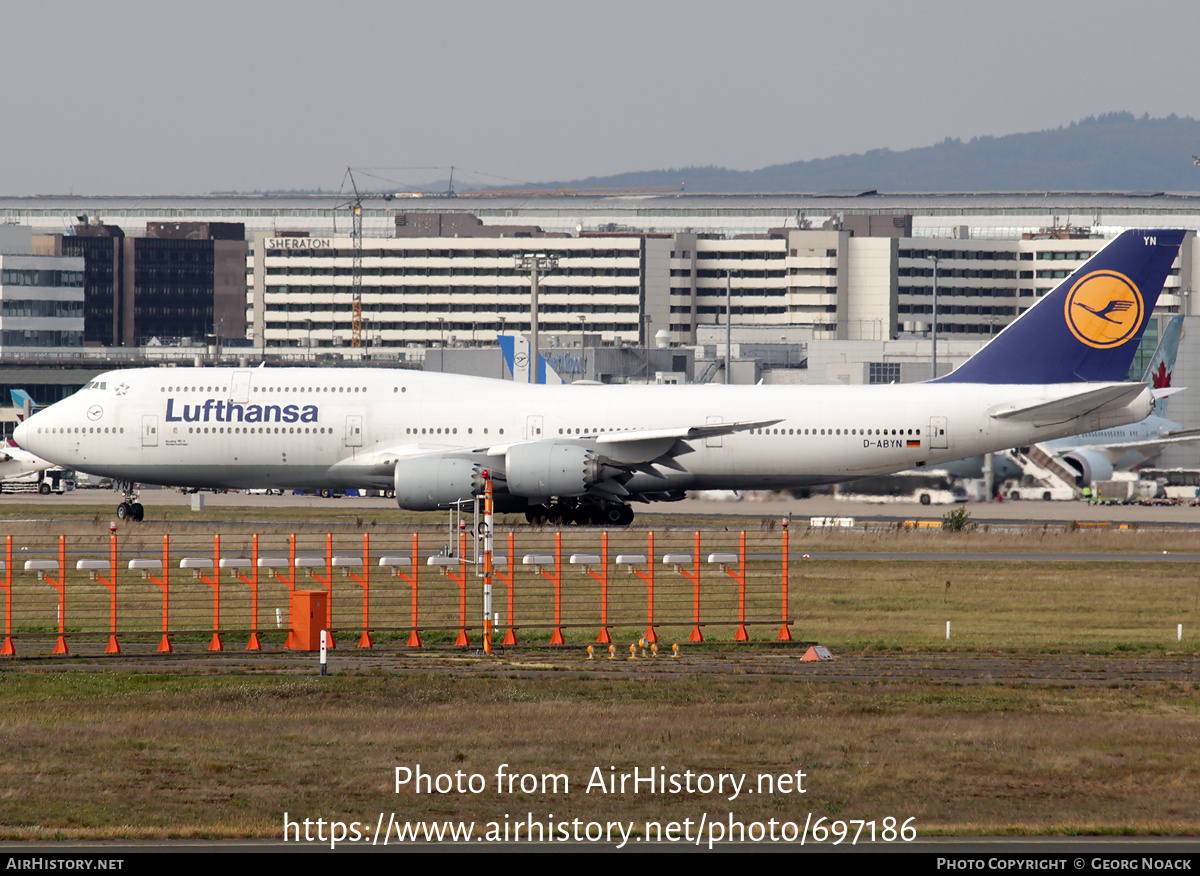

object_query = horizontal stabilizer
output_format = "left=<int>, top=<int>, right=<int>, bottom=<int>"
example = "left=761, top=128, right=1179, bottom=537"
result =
left=990, top=383, right=1147, bottom=425
left=1152, top=386, right=1185, bottom=400
left=1162, top=426, right=1200, bottom=441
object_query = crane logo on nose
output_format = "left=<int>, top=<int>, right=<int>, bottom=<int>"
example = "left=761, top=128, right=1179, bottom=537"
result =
left=87, top=405, right=104, bottom=421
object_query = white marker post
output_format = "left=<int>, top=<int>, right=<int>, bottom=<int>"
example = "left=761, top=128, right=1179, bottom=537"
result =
left=946, top=621, right=951, bottom=640
left=320, top=629, right=328, bottom=676
left=482, top=472, right=494, bottom=655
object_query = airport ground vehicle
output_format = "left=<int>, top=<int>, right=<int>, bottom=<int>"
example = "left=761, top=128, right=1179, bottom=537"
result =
left=836, top=471, right=968, bottom=505
left=1134, top=468, right=1200, bottom=501
left=0, top=468, right=75, bottom=495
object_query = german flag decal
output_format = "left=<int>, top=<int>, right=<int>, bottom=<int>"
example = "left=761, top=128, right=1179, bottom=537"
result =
left=906, top=439, right=921, bottom=448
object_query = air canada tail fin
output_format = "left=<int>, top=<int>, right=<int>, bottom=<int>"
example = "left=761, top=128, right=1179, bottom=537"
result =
left=1142, top=314, right=1184, bottom=417
left=937, top=229, right=1187, bottom=385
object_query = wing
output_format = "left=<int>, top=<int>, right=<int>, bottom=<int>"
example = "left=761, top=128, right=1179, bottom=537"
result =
left=483, top=418, right=780, bottom=462
left=486, top=418, right=782, bottom=502
left=335, top=419, right=782, bottom=508
left=1079, top=427, right=1200, bottom=457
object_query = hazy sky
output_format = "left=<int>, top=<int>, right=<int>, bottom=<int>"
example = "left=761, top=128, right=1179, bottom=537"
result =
left=4, top=0, right=1199, bottom=195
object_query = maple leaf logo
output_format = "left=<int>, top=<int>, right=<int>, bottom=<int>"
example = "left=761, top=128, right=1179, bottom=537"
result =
left=1153, top=361, right=1172, bottom=389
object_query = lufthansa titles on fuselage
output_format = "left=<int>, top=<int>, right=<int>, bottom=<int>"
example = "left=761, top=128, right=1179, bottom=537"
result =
left=165, top=398, right=319, bottom=424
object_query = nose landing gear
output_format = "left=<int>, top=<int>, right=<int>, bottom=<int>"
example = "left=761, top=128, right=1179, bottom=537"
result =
left=115, top=481, right=144, bottom=522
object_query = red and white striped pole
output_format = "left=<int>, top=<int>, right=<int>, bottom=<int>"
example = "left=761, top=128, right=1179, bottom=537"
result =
left=482, top=471, right=494, bottom=655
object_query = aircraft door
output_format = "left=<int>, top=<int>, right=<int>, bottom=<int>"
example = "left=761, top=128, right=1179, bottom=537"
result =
left=141, top=415, right=159, bottom=448
left=929, top=416, right=948, bottom=450
left=230, top=371, right=251, bottom=404
left=706, top=415, right=723, bottom=448
left=345, top=415, right=363, bottom=447
left=526, top=415, right=544, bottom=440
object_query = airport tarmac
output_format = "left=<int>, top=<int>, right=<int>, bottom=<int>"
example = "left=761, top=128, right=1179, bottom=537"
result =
left=9, top=488, right=1200, bottom=527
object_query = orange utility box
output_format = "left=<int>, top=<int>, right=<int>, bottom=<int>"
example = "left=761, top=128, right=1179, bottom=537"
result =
left=289, top=590, right=328, bottom=651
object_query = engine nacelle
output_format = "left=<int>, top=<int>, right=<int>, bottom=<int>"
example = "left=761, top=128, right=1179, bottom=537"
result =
left=1059, top=449, right=1114, bottom=484
left=394, top=456, right=484, bottom=510
left=505, top=442, right=605, bottom=500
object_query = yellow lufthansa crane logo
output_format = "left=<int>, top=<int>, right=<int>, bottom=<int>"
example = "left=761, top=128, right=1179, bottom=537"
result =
left=1063, top=270, right=1144, bottom=349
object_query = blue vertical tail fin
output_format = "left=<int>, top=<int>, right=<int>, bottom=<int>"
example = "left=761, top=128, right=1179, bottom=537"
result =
left=9, top=389, right=35, bottom=422
left=497, top=333, right=564, bottom=384
left=937, top=229, right=1187, bottom=384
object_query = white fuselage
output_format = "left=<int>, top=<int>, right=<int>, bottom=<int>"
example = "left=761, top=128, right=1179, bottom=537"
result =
left=1045, top=414, right=1179, bottom=457
left=13, top=367, right=1155, bottom=501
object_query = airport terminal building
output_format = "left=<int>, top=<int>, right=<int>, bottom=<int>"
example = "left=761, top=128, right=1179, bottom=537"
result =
left=248, top=221, right=1195, bottom=355
left=4, top=191, right=1199, bottom=353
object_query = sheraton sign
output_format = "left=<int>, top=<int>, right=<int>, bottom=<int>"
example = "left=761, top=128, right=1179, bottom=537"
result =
left=266, top=237, right=332, bottom=250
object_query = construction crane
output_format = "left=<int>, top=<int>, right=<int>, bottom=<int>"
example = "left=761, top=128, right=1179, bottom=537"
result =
left=335, top=167, right=393, bottom=348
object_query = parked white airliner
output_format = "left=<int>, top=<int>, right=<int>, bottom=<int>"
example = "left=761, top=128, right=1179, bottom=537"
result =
left=14, top=229, right=1188, bottom=523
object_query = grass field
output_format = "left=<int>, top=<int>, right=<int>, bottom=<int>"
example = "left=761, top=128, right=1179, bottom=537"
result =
left=1, top=506, right=1199, bottom=843
left=2, top=511, right=1198, bottom=653
left=0, top=673, right=1196, bottom=841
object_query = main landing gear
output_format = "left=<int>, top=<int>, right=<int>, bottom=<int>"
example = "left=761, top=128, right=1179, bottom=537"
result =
left=115, top=481, right=144, bottom=522
left=525, top=501, right=635, bottom=527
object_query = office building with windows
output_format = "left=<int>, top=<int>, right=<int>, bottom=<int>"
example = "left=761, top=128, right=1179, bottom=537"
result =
left=0, top=226, right=85, bottom=352
left=33, top=221, right=247, bottom=347
left=248, top=220, right=1195, bottom=352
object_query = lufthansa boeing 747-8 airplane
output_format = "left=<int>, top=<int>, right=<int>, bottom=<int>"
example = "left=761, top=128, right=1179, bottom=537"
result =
left=13, top=229, right=1188, bottom=523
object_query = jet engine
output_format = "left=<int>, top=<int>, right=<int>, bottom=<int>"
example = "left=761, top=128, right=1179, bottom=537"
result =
left=394, top=456, right=486, bottom=510
left=1059, top=449, right=1114, bottom=484
left=505, top=442, right=611, bottom=500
